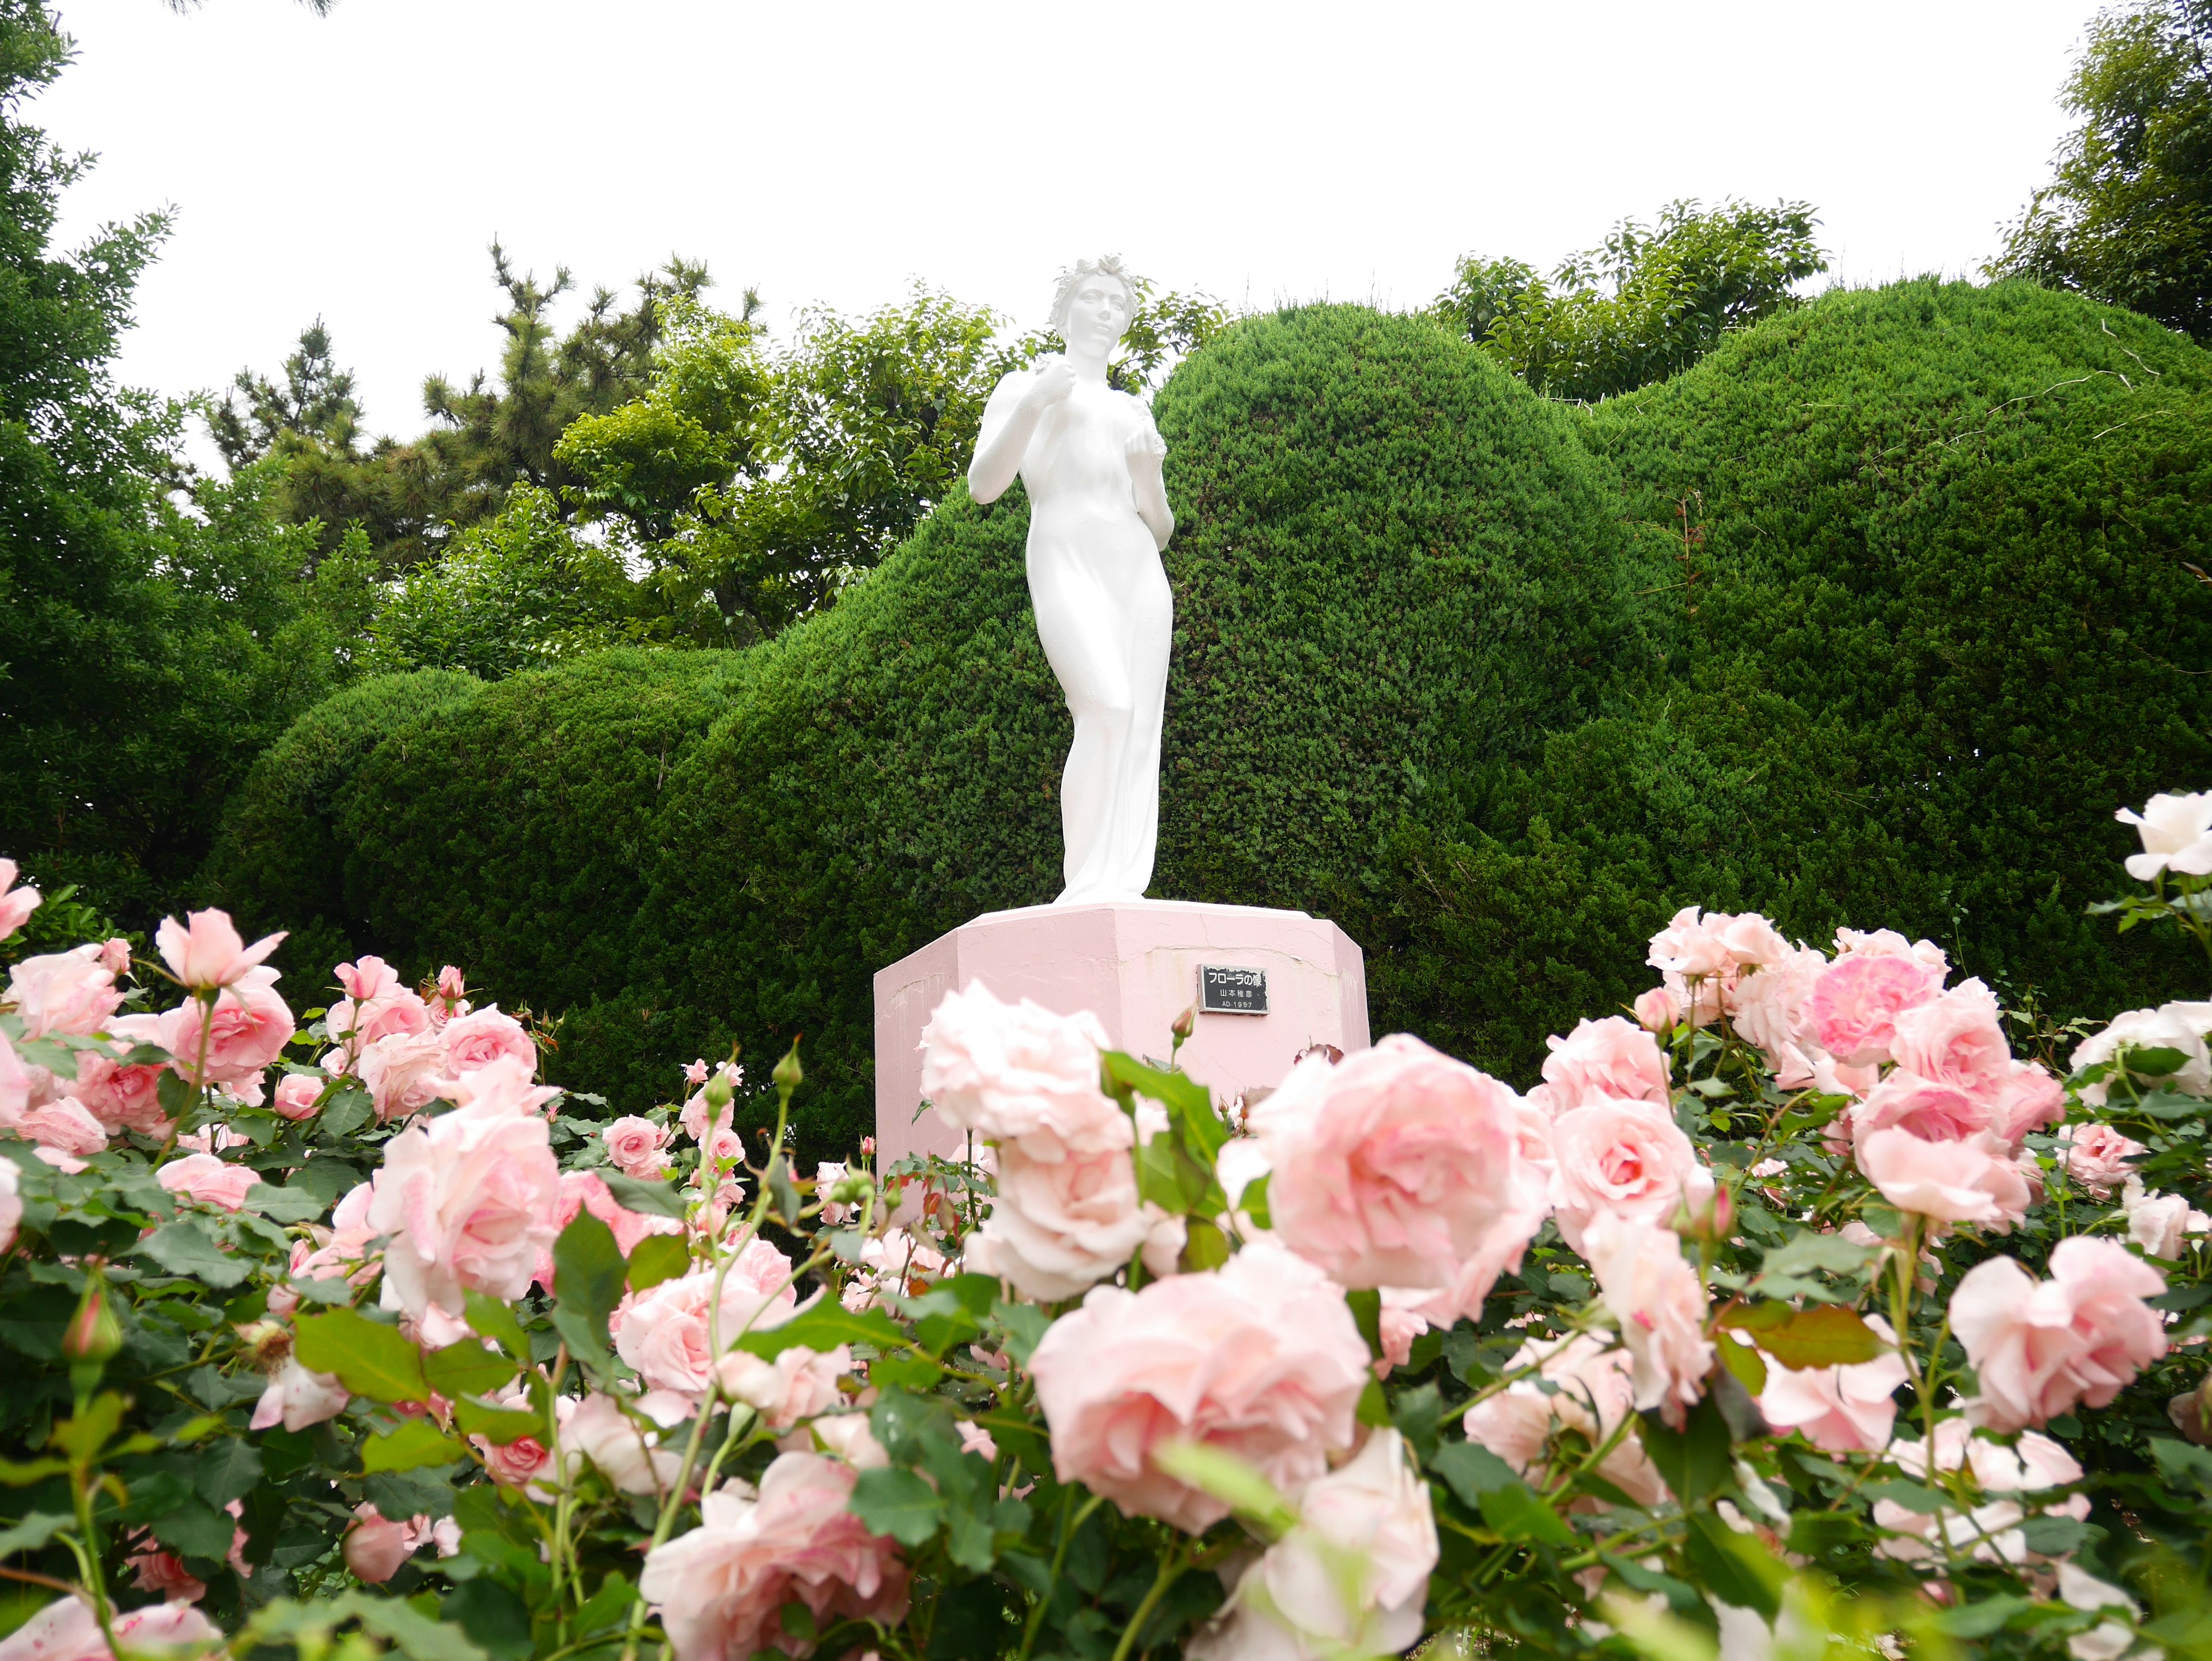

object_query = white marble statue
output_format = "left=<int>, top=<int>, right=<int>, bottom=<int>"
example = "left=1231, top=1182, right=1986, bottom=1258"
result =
left=969, top=256, right=1176, bottom=906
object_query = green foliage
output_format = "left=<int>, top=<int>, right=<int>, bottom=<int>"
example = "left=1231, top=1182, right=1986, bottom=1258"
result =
left=1439, top=198, right=1828, bottom=399
left=1990, top=0, right=2212, bottom=343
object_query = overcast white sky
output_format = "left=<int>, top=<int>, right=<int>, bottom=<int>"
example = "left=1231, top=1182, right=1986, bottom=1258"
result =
left=42, top=0, right=2094, bottom=448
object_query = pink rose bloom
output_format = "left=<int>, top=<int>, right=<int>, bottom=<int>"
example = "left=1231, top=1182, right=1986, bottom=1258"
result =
left=157, top=967, right=294, bottom=1092
left=0, top=1597, right=220, bottom=1661
left=1728, top=944, right=1827, bottom=1080
left=611, top=1243, right=799, bottom=1399
left=639, top=1454, right=910, bottom=1661
left=917, top=981, right=1130, bottom=1161
left=432, top=965, right=469, bottom=1019
left=1834, top=926, right=1950, bottom=975
left=1991, top=1061, right=2066, bottom=1142
left=328, top=955, right=431, bottom=1051
left=343, top=1503, right=453, bottom=1584
left=155, top=907, right=283, bottom=992
left=1028, top=1242, right=1372, bottom=1532
left=0, top=859, right=40, bottom=939
left=1249, top=1034, right=1544, bottom=1315
left=2069, top=1001, right=2212, bottom=1104
left=605, top=1115, right=671, bottom=1177
left=440, top=1005, right=537, bottom=1076
left=552, top=1170, right=683, bottom=1269
left=1755, top=1314, right=1908, bottom=1452
left=2057, top=1123, right=2146, bottom=1197
left=474, top=1390, right=569, bottom=1497
left=840, top=1228, right=949, bottom=1312
left=2122, top=1178, right=2210, bottom=1259
left=0, top=1160, right=19, bottom=1255
left=1891, top=979, right=2011, bottom=1095
left=0, top=1031, right=24, bottom=1123
left=334, top=955, right=402, bottom=1004
left=1547, top=1096, right=1699, bottom=1255
left=438, top=1054, right=560, bottom=1118
left=6, top=1098, right=108, bottom=1159
left=2116, top=789, right=2212, bottom=880
left=680, top=1063, right=741, bottom=1141
left=358, top=1028, right=453, bottom=1122
left=1850, top=1072, right=2003, bottom=1146
left=1189, top=1430, right=1436, bottom=1661
left=1529, top=1017, right=1670, bottom=1114
left=565, top=1392, right=685, bottom=1496
left=715, top=1343, right=853, bottom=1431
left=1968, top=1429, right=2083, bottom=1493
left=272, top=1073, right=324, bottom=1121
left=77, top=1017, right=172, bottom=1134
left=249, top=1357, right=350, bottom=1432
left=966, top=1141, right=1149, bottom=1302
left=1581, top=1213, right=1713, bottom=1430
left=158, top=1151, right=260, bottom=1212
left=7, top=946, right=122, bottom=1039
left=1951, top=1237, right=2168, bottom=1431
left=1806, top=951, right=1943, bottom=1067
left=1462, top=1331, right=1669, bottom=1505
left=807, top=1412, right=889, bottom=1470
left=684, top=1058, right=710, bottom=1088
left=368, top=1085, right=563, bottom=1320
left=1633, top=986, right=1680, bottom=1034
left=1858, top=1127, right=2032, bottom=1227
left=1648, top=906, right=1743, bottom=979
left=127, top=1542, right=206, bottom=1604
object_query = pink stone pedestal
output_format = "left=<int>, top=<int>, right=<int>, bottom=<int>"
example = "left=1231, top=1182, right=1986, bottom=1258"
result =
left=874, top=901, right=1369, bottom=1165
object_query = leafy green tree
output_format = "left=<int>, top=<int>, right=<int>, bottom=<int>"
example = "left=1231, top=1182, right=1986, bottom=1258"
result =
left=1437, top=198, right=1828, bottom=399
left=1989, top=0, right=2211, bottom=342
left=0, top=0, right=354, bottom=920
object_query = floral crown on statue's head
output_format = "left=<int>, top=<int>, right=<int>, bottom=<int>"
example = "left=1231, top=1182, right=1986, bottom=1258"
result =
left=1050, top=254, right=1145, bottom=334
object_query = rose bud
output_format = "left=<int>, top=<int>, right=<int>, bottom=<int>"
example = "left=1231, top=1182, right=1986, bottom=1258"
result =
left=1672, top=1170, right=1734, bottom=1244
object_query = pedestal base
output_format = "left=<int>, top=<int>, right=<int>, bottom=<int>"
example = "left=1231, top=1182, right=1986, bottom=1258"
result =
left=873, top=900, right=1369, bottom=1164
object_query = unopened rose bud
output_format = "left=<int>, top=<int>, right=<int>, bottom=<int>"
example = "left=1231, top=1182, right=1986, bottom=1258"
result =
left=62, top=1280, right=122, bottom=1367
left=1171, top=1005, right=1196, bottom=1043
left=859, top=1136, right=876, bottom=1158
left=1672, top=1172, right=1734, bottom=1243
left=703, top=1073, right=734, bottom=1113
left=773, top=1042, right=804, bottom=1094
left=831, top=1173, right=873, bottom=1206
left=1634, top=986, right=1679, bottom=1034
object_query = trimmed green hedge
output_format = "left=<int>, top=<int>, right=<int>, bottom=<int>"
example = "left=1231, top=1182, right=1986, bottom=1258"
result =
left=207, top=285, right=2212, bottom=1152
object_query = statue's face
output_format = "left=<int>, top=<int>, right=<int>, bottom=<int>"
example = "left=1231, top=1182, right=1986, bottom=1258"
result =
left=1064, top=275, right=1134, bottom=356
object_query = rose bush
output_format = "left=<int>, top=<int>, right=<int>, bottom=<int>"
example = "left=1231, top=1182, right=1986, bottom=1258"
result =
left=0, top=792, right=2208, bottom=1661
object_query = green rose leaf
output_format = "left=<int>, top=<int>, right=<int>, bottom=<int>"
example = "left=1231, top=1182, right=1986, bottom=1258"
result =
left=295, top=1307, right=427, bottom=1403
left=363, top=1420, right=469, bottom=1474
left=423, top=1341, right=519, bottom=1402
left=848, top=1467, right=943, bottom=1546
left=137, top=1219, right=250, bottom=1288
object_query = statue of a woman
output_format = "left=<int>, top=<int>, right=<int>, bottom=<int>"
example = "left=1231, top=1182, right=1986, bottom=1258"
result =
left=969, top=256, right=1176, bottom=906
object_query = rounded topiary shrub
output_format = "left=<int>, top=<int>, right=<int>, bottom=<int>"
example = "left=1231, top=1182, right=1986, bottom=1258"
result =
left=204, top=668, right=483, bottom=987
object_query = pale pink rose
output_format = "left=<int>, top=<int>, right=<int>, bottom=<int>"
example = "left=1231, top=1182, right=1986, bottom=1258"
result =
left=1139, top=1204, right=1186, bottom=1279
left=1811, top=1051, right=1882, bottom=1100
left=566, top=1391, right=686, bottom=1495
left=1249, top=1034, right=1545, bottom=1316
left=328, top=956, right=431, bottom=1051
left=680, top=1063, right=741, bottom=1141
left=809, top=1413, right=889, bottom=1469
left=917, top=981, right=1130, bottom=1161
left=0, top=860, right=40, bottom=940
left=1728, top=944, right=1827, bottom=1076
left=438, top=1053, right=560, bottom=1118
left=1888, top=1415, right=1972, bottom=1478
left=2069, top=1001, right=2212, bottom=1104
left=2122, top=1178, right=2210, bottom=1259
left=1951, top=1237, right=2168, bottom=1431
left=1581, top=1212, right=1713, bottom=1430
left=1547, top=1096, right=1699, bottom=1255
left=1805, top=952, right=1943, bottom=1067
left=65, top=1038, right=169, bottom=1136
left=158, top=1151, right=260, bottom=1212
left=1858, top=1127, right=2032, bottom=1227
left=0, top=1031, right=25, bottom=1124
left=956, top=1419, right=997, bottom=1462
left=1189, top=1430, right=1435, bottom=1661
left=335, top=955, right=402, bottom=1004
left=604, top=1115, right=671, bottom=1177
left=440, top=1006, right=536, bottom=1076
left=0, top=1159, right=19, bottom=1255
left=368, top=1087, right=563, bottom=1319
left=1755, top=1314, right=1907, bottom=1452
left=1991, top=1061, right=2066, bottom=1142
left=343, top=1503, right=448, bottom=1584
left=1463, top=1331, right=1669, bottom=1505
left=684, top=1058, right=710, bottom=1088
left=357, top=1028, right=453, bottom=1122
left=249, top=1357, right=350, bottom=1432
left=1967, top=1429, right=2083, bottom=1493
left=272, top=1073, right=324, bottom=1121
left=611, top=1242, right=798, bottom=1398
left=1376, top=1299, right=1428, bottom=1377
left=127, top=1543, right=206, bottom=1603
left=7, top=1098, right=108, bottom=1158
left=156, top=908, right=283, bottom=992
left=287, top=1181, right=382, bottom=1297
left=840, top=1227, right=949, bottom=1312
left=1833, top=926, right=1949, bottom=974
left=7, top=946, right=122, bottom=1039
left=2117, top=789, right=2212, bottom=880
left=815, top=1161, right=853, bottom=1224
left=714, top=1343, right=852, bottom=1430
left=96, top=938, right=129, bottom=976
left=1529, top=1017, right=1670, bottom=1114
left=966, top=1141, right=1148, bottom=1302
left=474, top=1391, right=568, bottom=1497
left=1633, top=986, right=1680, bottom=1034
left=552, top=1170, right=683, bottom=1268
left=0, top=1596, right=220, bottom=1661
left=433, top=964, right=469, bottom=1013
left=157, top=967, right=294, bottom=1092
left=1028, top=1242, right=1372, bottom=1532
left=1649, top=907, right=1744, bottom=980
left=639, top=1453, right=910, bottom=1661
left=1891, top=978, right=2011, bottom=1095
left=1849, top=1071, right=2003, bottom=1147
left=2057, top=1123, right=2146, bottom=1197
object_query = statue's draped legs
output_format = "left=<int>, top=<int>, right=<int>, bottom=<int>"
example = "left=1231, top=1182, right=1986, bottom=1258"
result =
left=1029, top=539, right=1172, bottom=904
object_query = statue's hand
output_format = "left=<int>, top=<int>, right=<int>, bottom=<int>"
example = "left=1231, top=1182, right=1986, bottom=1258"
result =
left=1020, top=358, right=1078, bottom=413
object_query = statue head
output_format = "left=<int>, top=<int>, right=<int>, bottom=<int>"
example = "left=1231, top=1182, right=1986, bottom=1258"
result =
left=1050, top=255, right=1142, bottom=358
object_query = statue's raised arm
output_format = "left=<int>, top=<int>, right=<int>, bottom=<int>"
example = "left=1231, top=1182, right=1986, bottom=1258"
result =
left=974, top=256, right=1176, bottom=905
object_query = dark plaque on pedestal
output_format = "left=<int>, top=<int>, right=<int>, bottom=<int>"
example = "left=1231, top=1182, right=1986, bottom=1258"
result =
left=1198, top=965, right=1268, bottom=1016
